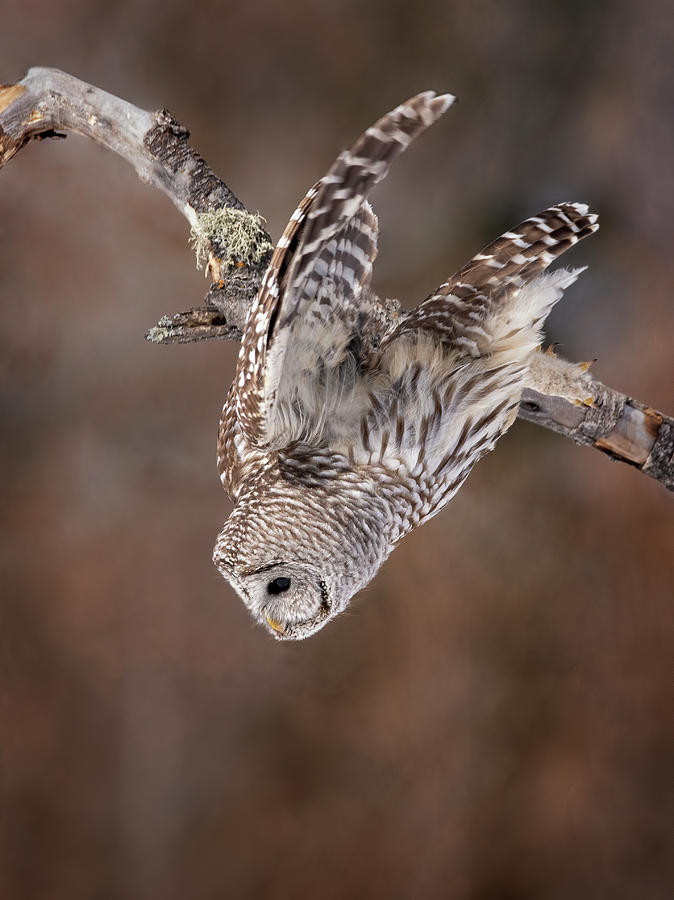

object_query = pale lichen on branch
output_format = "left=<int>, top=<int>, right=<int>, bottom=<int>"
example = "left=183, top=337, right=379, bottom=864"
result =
left=190, top=208, right=272, bottom=273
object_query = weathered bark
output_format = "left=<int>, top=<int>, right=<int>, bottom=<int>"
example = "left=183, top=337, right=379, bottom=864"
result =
left=519, top=388, right=672, bottom=489
left=0, top=67, right=271, bottom=327
left=1, top=67, right=672, bottom=491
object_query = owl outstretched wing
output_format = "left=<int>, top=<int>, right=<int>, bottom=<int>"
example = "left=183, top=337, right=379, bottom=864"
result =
left=387, top=202, right=599, bottom=353
left=232, top=91, right=455, bottom=449
left=349, top=204, right=599, bottom=521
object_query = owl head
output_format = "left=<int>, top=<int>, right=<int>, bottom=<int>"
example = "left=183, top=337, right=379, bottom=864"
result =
left=212, top=473, right=391, bottom=640
left=214, top=557, right=334, bottom=640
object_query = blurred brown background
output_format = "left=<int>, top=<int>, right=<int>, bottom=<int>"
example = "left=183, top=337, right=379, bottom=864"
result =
left=1, top=1, right=672, bottom=898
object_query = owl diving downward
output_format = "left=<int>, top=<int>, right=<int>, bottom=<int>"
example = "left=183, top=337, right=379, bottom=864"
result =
left=213, top=92, right=598, bottom=640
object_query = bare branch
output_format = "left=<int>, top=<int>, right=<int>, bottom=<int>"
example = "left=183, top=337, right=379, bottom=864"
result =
left=519, top=386, right=673, bottom=491
left=2, top=68, right=671, bottom=491
left=0, top=67, right=272, bottom=323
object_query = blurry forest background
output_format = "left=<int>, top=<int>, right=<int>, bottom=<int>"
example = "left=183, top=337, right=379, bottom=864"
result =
left=1, top=1, right=672, bottom=898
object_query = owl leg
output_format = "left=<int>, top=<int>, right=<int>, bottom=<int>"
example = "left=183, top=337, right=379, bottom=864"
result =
left=524, top=346, right=596, bottom=407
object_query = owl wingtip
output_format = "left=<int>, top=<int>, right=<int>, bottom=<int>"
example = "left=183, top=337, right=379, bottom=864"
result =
left=414, top=90, right=456, bottom=113
left=430, top=91, right=456, bottom=112
left=437, top=92, right=457, bottom=112
left=567, top=202, right=600, bottom=228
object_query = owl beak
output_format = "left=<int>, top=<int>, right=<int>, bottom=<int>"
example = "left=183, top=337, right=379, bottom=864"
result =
left=265, top=613, right=287, bottom=635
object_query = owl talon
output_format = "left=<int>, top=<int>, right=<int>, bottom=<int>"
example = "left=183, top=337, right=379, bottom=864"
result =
left=526, top=348, right=598, bottom=407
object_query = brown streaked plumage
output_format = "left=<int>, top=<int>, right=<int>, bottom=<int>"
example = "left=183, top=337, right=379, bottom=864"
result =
left=213, top=91, right=598, bottom=640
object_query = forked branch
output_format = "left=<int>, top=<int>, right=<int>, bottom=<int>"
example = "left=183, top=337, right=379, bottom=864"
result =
left=1, top=68, right=671, bottom=490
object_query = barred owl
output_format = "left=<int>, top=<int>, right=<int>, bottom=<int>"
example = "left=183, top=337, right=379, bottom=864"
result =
left=213, top=92, right=598, bottom=640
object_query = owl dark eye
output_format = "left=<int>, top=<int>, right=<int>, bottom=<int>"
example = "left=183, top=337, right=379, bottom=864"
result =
left=267, top=576, right=291, bottom=595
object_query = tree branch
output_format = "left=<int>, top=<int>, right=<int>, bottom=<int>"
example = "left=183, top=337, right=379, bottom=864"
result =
left=2, top=68, right=671, bottom=491
left=0, top=67, right=271, bottom=329
left=519, top=386, right=673, bottom=490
